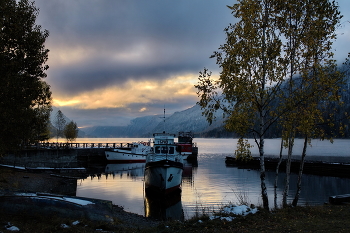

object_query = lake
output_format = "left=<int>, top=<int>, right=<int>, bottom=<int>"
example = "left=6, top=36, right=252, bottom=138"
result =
left=74, top=138, right=350, bottom=220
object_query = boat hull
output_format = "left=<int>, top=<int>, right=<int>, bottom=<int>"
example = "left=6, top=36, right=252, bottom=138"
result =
left=105, top=150, right=146, bottom=163
left=144, top=160, right=183, bottom=194
left=176, top=143, right=198, bottom=160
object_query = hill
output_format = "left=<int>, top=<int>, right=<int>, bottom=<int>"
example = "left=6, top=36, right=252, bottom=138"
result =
left=81, top=104, right=231, bottom=138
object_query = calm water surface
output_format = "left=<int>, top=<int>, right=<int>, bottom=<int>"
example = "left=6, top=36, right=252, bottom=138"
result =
left=75, top=138, right=350, bottom=220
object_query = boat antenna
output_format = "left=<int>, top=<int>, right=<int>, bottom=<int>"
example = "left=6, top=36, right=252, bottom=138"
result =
left=162, top=106, right=165, bottom=133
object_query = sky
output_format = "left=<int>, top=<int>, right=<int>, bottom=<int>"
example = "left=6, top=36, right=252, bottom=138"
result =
left=33, top=0, right=350, bottom=128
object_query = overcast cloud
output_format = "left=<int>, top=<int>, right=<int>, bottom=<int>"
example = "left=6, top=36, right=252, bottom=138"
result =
left=33, top=0, right=350, bottom=127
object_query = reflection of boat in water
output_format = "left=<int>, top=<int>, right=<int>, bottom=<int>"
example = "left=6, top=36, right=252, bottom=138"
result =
left=105, top=141, right=151, bottom=163
left=182, top=159, right=198, bottom=184
left=144, top=132, right=183, bottom=194
left=105, top=163, right=145, bottom=177
left=144, top=190, right=183, bottom=221
left=176, top=131, right=198, bottom=160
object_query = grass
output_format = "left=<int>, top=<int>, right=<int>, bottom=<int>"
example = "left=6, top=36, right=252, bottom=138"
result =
left=0, top=211, right=116, bottom=233
left=1, top=204, right=350, bottom=232
left=153, top=204, right=350, bottom=233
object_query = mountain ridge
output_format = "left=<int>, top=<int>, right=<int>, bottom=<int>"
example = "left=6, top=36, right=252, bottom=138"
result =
left=81, top=104, right=228, bottom=138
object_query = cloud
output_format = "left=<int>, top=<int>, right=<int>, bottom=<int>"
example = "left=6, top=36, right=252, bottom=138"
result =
left=53, top=74, right=199, bottom=109
left=35, top=0, right=233, bottom=99
left=52, top=73, right=201, bottom=126
left=32, top=0, right=350, bottom=127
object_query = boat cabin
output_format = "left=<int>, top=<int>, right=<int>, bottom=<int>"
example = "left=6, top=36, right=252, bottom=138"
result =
left=153, top=133, right=177, bottom=155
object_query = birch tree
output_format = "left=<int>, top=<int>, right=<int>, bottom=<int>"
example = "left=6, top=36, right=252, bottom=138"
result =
left=196, top=0, right=287, bottom=210
left=274, top=0, right=343, bottom=207
left=196, top=0, right=343, bottom=210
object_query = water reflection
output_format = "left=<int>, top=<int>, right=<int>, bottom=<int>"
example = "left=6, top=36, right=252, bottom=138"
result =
left=144, top=191, right=184, bottom=221
left=105, top=163, right=144, bottom=178
left=182, top=160, right=198, bottom=186
left=74, top=139, right=350, bottom=220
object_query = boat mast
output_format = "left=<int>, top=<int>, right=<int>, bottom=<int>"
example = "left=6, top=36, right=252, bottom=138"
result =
left=161, top=106, right=169, bottom=159
left=161, top=106, right=166, bottom=133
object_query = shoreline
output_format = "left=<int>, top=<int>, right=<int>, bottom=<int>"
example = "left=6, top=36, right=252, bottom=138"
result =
left=0, top=166, right=159, bottom=228
left=1, top=163, right=350, bottom=232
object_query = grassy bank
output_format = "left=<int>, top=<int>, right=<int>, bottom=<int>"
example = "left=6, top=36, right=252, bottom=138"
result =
left=0, top=204, right=349, bottom=232
left=174, top=205, right=350, bottom=233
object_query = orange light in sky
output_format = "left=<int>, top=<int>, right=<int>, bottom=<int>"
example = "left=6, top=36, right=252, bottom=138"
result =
left=52, top=74, right=202, bottom=110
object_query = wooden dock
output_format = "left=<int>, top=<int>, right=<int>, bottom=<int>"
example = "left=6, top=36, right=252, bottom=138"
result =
left=225, top=156, right=350, bottom=178
left=329, top=194, right=350, bottom=204
left=27, top=142, right=132, bottom=150
left=2, top=142, right=127, bottom=167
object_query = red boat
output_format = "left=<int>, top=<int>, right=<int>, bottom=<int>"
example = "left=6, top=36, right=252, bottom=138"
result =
left=176, top=132, right=198, bottom=160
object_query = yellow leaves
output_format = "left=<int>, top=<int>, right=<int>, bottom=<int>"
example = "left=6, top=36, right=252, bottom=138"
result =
left=197, top=0, right=344, bottom=142
left=235, top=138, right=253, bottom=162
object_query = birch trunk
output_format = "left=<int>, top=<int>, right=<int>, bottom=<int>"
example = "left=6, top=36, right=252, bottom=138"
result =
left=292, top=136, right=308, bottom=206
left=259, top=133, right=269, bottom=210
left=283, top=136, right=294, bottom=207
left=274, top=138, right=284, bottom=209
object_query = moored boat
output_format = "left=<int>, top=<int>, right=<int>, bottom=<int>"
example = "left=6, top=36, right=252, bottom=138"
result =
left=144, top=132, right=184, bottom=194
left=105, top=141, right=151, bottom=163
left=176, top=131, right=198, bottom=160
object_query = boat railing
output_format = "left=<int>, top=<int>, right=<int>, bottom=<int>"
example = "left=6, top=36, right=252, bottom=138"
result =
left=146, top=153, right=183, bottom=163
left=136, top=141, right=151, bottom=146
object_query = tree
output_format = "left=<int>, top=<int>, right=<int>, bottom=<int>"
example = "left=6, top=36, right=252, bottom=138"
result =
left=196, top=0, right=286, bottom=210
left=54, top=110, right=66, bottom=141
left=64, top=121, right=78, bottom=142
left=196, top=0, right=343, bottom=210
left=273, top=0, right=343, bottom=207
left=0, top=0, right=51, bottom=152
left=234, top=138, right=253, bottom=163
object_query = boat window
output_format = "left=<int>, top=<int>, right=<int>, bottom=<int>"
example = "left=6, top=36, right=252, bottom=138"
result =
left=161, top=146, right=168, bottom=154
left=169, top=147, right=174, bottom=154
left=155, top=146, right=160, bottom=153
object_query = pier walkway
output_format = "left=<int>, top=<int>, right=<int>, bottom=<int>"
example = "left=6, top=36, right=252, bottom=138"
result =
left=28, top=142, right=131, bottom=150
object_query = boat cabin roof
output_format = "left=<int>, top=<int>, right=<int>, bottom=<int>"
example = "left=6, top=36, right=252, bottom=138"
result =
left=153, top=132, right=176, bottom=144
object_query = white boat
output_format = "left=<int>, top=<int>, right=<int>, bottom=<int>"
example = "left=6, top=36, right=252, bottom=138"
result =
left=144, top=132, right=184, bottom=194
left=105, top=141, right=151, bottom=163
